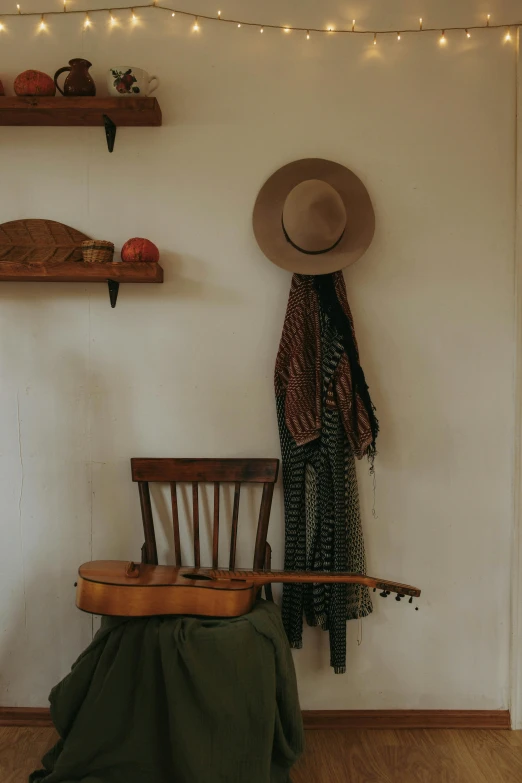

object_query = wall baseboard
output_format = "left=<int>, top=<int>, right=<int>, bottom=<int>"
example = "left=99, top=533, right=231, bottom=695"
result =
left=0, top=708, right=53, bottom=727
left=0, top=707, right=511, bottom=730
left=302, top=709, right=511, bottom=730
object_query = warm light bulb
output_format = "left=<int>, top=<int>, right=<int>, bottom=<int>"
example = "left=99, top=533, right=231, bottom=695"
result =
left=84, top=12, right=91, bottom=28
left=39, top=14, right=46, bottom=30
left=217, top=10, right=221, bottom=17
left=487, top=14, right=491, bottom=26
left=440, top=30, right=446, bottom=44
left=237, top=23, right=241, bottom=28
left=17, top=3, right=21, bottom=12
left=131, top=9, right=138, bottom=24
left=419, top=18, right=422, bottom=30
left=171, top=12, right=175, bottom=16
left=306, top=30, right=310, bottom=40
left=109, top=11, right=116, bottom=26
left=193, top=16, right=199, bottom=31
left=284, top=27, right=290, bottom=33
left=260, top=27, right=263, bottom=33
left=466, top=29, right=471, bottom=38
left=397, top=32, right=401, bottom=41
left=327, top=26, right=333, bottom=32
left=352, top=20, right=355, bottom=32
left=373, top=33, right=377, bottom=45
left=0, top=21, right=4, bottom=30
left=63, top=0, right=66, bottom=12
left=505, top=29, right=512, bottom=41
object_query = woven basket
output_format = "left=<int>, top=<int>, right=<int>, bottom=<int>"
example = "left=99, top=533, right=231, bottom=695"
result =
left=81, top=240, right=114, bottom=263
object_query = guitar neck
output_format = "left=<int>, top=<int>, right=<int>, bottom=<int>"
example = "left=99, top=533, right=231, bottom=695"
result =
left=209, top=569, right=421, bottom=598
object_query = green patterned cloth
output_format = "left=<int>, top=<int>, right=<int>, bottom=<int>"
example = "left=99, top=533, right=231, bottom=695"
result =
left=276, top=312, right=373, bottom=673
left=30, top=601, right=304, bottom=783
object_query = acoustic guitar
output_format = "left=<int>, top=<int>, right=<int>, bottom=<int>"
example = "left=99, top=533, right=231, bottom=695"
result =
left=76, top=560, right=421, bottom=618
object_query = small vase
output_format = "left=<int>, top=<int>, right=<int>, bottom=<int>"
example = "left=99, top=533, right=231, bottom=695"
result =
left=54, top=59, right=96, bottom=97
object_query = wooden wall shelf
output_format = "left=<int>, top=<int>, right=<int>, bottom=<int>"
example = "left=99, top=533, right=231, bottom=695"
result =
left=0, top=97, right=162, bottom=126
left=0, top=261, right=163, bottom=282
left=0, top=261, right=164, bottom=308
left=0, top=220, right=164, bottom=307
left=0, top=97, right=162, bottom=151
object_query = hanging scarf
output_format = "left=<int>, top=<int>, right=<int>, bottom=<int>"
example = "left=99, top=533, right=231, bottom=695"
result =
left=275, top=272, right=378, bottom=673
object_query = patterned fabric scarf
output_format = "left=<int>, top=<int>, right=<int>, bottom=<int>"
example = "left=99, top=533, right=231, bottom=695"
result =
left=275, top=272, right=378, bottom=673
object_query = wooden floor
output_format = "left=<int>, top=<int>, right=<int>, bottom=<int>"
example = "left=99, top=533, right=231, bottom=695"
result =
left=2, top=726, right=522, bottom=782
left=292, top=729, right=522, bottom=783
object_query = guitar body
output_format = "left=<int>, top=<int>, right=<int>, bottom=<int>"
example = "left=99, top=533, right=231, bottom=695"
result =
left=77, top=560, right=421, bottom=618
left=77, top=561, right=258, bottom=618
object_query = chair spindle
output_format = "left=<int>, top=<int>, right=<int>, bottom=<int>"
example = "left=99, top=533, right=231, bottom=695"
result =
left=170, top=482, right=182, bottom=567
left=192, top=482, right=200, bottom=567
left=254, top=482, right=274, bottom=569
left=212, top=482, right=220, bottom=568
left=138, top=481, right=158, bottom=565
left=229, top=482, right=241, bottom=570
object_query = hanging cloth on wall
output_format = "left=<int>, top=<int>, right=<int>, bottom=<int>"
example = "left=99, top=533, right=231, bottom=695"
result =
left=275, top=272, right=378, bottom=673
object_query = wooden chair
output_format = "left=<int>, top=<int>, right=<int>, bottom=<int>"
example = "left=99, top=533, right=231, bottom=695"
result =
left=130, top=458, right=280, bottom=598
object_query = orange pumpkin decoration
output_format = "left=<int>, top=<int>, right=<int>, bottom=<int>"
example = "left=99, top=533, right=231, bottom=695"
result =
left=121, top=237, right=160, bottom=263
left=14, top=70, right=56, bottom=97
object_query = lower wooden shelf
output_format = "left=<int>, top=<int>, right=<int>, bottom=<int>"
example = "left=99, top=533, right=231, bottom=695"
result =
left=0, top=261, right=163, bottom=283
left=0, top=261, right=164, bottom=307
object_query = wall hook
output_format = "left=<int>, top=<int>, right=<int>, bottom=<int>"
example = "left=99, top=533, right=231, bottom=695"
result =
left=103, top=114, right=117, bottom=152
left=107, top=279, right=119, bottom=307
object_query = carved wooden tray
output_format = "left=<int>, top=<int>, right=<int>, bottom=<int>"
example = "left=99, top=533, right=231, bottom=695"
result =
left=0, top=219, right=90, bottom=265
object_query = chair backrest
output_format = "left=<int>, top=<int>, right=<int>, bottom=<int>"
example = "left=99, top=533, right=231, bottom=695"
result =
left=131, top=458, right=279, bottom=570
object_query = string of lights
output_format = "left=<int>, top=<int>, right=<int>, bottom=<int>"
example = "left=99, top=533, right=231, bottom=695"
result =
left=0, top=3, right=519, bottom=44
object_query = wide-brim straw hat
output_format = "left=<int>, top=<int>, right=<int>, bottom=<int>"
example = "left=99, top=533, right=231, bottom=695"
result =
left=252, top=158, right=375, bottom=274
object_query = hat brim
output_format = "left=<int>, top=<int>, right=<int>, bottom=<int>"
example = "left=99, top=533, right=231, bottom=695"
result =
left=252, top=158, right=375, bottom=274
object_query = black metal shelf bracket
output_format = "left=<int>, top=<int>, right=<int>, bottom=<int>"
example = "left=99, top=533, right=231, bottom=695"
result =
left=103, top=114, right=117, bottom=153
left=107, top=279, right=120, bottom=308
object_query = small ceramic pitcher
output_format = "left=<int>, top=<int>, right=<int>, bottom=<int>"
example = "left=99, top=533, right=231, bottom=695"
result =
left=107, top=67, right=159, bottom=97
left=54, top=59, right=96, bottom=96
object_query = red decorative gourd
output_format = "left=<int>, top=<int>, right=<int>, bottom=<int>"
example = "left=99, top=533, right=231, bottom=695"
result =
left=121, top=238, right=160, bottom=263
left=14, top=70, right=56, bottom=97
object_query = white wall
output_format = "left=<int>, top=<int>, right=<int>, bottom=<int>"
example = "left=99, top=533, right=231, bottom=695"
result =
left=0, top=0, right=519, bottom=711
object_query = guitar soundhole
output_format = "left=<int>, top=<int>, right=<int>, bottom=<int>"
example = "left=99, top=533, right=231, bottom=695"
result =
left=182, top=573, right=213, bottom=581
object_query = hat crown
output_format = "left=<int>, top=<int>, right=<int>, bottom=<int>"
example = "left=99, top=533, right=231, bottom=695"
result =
left=282, top=179, right=347, bottom=254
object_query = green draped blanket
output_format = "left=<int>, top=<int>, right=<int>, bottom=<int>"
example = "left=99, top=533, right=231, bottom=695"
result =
left=30, top=601, right=304, bottom=783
